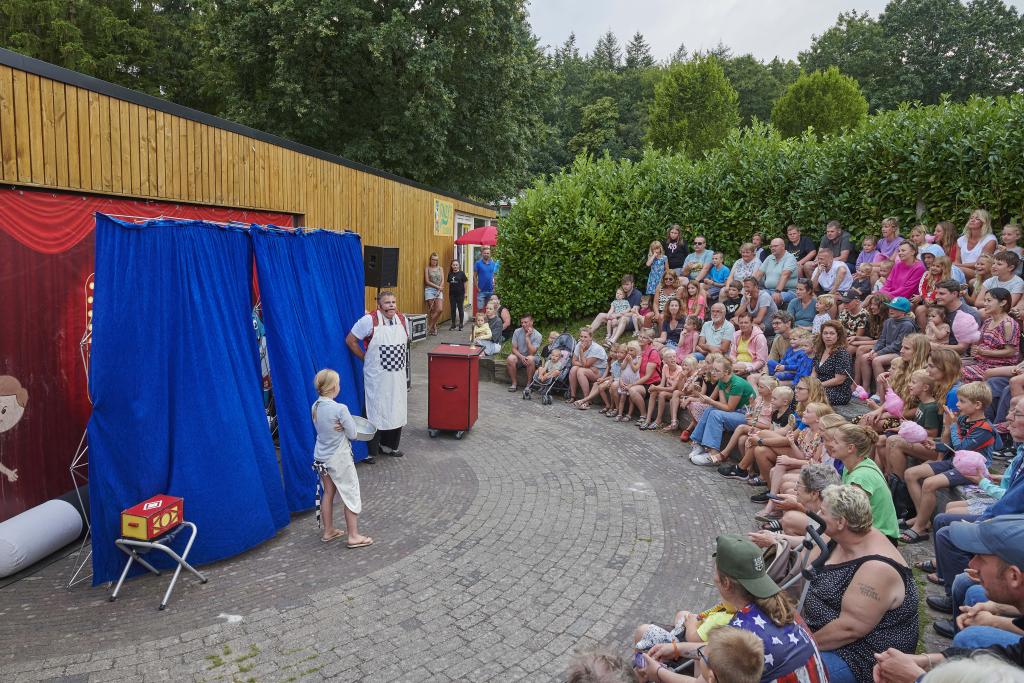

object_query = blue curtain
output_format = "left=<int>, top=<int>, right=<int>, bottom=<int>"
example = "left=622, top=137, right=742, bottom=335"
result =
left=251, top=227, right=367, bottom=513
left=88, top=214, right=290, bottom=585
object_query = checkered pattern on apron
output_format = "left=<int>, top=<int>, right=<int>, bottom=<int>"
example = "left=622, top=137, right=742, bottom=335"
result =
left=378, top=343, right=406, bottom=372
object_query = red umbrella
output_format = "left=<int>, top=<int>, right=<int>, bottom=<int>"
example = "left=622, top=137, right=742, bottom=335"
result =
left=455, top=224, right=497, bottom=246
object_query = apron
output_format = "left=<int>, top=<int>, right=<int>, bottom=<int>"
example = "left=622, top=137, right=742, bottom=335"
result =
left=313, top=440, right=362, bottom=524
left=364, top=313, right=408, bottom=430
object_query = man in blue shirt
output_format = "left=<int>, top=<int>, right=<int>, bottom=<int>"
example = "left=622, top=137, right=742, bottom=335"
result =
left=474, top=246, right=499, bottom=311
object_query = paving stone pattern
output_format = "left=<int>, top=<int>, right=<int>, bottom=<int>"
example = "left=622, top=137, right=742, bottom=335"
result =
left=0, top=329, right=917, bottom=682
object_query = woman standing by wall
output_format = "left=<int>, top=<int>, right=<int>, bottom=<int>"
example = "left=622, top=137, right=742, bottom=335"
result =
left=446, top=259, right=468, bottom=331
left=423, top=252, right=444, bottom=335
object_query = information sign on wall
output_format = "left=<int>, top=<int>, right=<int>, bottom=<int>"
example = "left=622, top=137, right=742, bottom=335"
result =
left=434, top=199, right=454, bottom=236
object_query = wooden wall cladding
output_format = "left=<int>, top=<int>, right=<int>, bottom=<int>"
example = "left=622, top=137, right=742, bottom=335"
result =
left=0, top=63, right=494, bottom=313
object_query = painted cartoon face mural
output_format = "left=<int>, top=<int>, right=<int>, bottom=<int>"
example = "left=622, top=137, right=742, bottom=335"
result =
left=0, top=375, right=28, bottom=483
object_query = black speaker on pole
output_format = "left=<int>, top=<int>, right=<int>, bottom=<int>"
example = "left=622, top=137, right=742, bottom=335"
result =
left=364, top=246, right=399, bottom=288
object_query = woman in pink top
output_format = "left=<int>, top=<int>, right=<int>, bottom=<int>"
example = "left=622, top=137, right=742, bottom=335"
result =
left=881, top=242, right=926, bottom=299
left=729, top=311, right=769, bottom=376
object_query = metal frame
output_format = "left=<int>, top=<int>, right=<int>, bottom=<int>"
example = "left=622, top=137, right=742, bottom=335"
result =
left=67, top=273, right=94, bottom=588
left=109, top=522, right=207, bottom=610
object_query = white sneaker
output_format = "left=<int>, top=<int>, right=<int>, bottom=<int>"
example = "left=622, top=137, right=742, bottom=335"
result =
left=690, top=451, right=714, bottom=465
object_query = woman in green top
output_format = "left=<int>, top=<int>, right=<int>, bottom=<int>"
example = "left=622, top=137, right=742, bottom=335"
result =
left=688, top=357, right=756, bottom=466
left=825, top=422, right=900, bottom=543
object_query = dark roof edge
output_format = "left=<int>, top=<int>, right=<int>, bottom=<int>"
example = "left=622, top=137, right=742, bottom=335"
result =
left=0, top=48, right=494, bottom=212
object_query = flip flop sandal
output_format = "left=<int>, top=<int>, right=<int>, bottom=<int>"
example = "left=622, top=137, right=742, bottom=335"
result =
left=347, top=538, right=374, bottom=549
left=754, top=512, right=782, bottom=523
left=926, top=572, right=943, bottom=586
left=321, top=529, right=344, bottom=543
left=900, top=529, right=930, bottom=544
left=577, top=402, right=590, bottom=410
left=914, top=559, right=937, bottom=573
left=660, top=422, right=678, bottom=433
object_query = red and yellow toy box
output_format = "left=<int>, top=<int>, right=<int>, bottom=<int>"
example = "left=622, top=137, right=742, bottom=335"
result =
left=120, top=495, right=184, bottom=541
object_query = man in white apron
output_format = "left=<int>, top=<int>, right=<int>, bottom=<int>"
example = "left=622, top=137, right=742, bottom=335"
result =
left=345, top=291, right=409, bottom=462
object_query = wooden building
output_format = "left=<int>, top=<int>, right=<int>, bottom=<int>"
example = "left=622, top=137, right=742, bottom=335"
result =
left=0, top=48, right=494, bottom=521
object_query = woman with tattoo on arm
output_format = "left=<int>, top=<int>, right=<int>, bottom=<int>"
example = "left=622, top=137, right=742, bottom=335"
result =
left=801, top=484, right=919, bottom=683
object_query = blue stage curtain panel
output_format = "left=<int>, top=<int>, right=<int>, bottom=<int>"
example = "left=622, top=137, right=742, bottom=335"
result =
left=87, top=214, right=290, bottom=585
left=251, top=227, right=368, bottom=514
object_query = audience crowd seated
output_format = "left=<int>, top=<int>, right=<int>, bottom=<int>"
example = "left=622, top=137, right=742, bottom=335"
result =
left=495, top=214, right=1024, bottom=683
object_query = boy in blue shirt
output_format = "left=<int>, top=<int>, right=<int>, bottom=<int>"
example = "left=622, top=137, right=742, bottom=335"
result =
left=706, top=252, right=730, bottom=302
left=901, top=381, right=998, bottom=543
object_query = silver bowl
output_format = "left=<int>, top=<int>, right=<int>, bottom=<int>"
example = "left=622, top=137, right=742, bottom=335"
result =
left=351, top=415, right=378, bottom=442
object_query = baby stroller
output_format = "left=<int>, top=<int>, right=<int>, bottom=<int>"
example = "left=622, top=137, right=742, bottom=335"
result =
left=650, top=512, right=832, bottom=675
left=523, top=332, right=576, bottom=405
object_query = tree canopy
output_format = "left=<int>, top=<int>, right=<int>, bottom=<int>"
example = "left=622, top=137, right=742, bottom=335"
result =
left=771, top=67, right=868, bottom=139
left=646, top=58, right=740, bottom=158
left=2, top=0, right=1024, bottom=201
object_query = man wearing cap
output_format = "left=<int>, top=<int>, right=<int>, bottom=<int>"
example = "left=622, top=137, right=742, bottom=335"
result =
left=638, top=535, right=826, bottom=683
left=856, top=296, right=917, bottom=393
left=930, top=279, right=982, bottom=354
left=922, top=404, right=1024, bottom=632
left=873, top=514, right=1024, bottom=681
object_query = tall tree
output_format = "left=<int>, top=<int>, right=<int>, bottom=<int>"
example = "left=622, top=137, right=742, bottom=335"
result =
left=624, top=32, right=654, bottom=70
left=669, top=42, right=688, bottom=64
left=771, top=66, right=868, bottom=139
left=720, top=54, right=794, bottom=125
left=567, top=96, right=620, bottom=158
left=206, top=0, right=548, bottom=200
left=646, top=57, right=739, bottom=157
left=590, top=29, right=622, bottom=71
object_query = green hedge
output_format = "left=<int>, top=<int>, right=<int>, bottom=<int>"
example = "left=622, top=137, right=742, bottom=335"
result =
left=497, top=96, right=1024, bottom=322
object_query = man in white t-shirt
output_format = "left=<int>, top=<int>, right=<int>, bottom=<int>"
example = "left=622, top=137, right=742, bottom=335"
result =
left=346, top=291, right=410, bottom=461
left=978, top=251, right=1024, bottom=307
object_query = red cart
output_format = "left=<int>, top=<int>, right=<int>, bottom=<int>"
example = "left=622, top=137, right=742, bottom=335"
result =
left=427, top=343, right=482, bottom=440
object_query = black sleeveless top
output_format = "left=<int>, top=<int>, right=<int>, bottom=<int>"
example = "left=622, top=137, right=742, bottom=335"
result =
left=802, top=548, right=919, bottom=681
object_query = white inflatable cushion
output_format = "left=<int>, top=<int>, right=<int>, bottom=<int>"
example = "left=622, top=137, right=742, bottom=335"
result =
left=0, top=499, right=83, bottom=578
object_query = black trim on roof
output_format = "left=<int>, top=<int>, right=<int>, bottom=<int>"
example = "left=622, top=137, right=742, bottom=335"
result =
left=0, top=47, right=493, bottom=212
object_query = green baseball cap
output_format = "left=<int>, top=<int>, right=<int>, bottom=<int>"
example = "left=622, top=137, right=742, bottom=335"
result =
left=714, top=534, right=781, bottom=599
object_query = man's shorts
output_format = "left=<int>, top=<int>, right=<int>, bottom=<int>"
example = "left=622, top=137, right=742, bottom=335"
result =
left=928, top=459, right=971, bottom=488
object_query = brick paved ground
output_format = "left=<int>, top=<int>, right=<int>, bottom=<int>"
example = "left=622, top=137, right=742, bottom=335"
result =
left=0, top=328, right=953, bottom=681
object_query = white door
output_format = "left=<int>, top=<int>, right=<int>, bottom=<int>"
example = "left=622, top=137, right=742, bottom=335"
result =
left=455, top=214, right=474, bottom=308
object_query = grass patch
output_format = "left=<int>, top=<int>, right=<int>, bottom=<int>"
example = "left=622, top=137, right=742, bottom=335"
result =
left=205, top=654, right=225, bottom=669
left=235, top=645, right=260, bottom=664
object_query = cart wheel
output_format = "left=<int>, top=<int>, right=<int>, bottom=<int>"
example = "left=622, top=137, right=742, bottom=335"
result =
left=428, top=429, right=439, bottom=438
left=201, top=578, right=209, bottom=584
left=158, top=604, right=166, bottom=611
left=454, top=431, right=465, bottom=440
left=109, top=596, right=116, bottom=602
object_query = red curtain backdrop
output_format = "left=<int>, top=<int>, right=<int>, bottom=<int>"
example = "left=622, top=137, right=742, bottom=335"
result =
left=0, top=187, right=295, bottom=521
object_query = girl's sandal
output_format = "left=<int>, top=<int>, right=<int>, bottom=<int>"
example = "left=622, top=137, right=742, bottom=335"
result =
left=577, top=402, right=590, bottom=410
left=643, top=422, right=661, bottom=430
left=660, top=422, right=678, bottom=433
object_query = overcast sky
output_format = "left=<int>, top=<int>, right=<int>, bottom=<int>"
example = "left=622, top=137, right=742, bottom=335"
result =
left=527, top=1, right=901, bottom=62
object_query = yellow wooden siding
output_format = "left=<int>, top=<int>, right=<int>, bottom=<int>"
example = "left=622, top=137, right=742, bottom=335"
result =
left=0, top=65, right=493, bottom=312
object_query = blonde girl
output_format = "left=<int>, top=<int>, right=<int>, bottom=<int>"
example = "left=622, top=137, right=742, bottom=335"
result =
left=423, top=252, right=444, bottom=335
left=909, top=224, right=929, bottom=248
left=662, top=356, right=699, bottom=432
left=583, top=344, right=624, bottom=415
left=756, top=401, right=834, bottom=522
left=675, top=315, right=702, bottom=360
left=646, top=241, right=668, bottom=296
left=643, top=347, right=684, bottom=429
left=857, top=333, right=930, bottom=431
left=915, top=255, right=952, bottom=329
left=966, top=253, right=993, bottom=305
left=746, top=376, right=825, bottom=485
left=615, top=341, right=642, bottom=421
left=678, top=353, right=721, bottom=439
left=311, top=369, right=372, bottom=548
